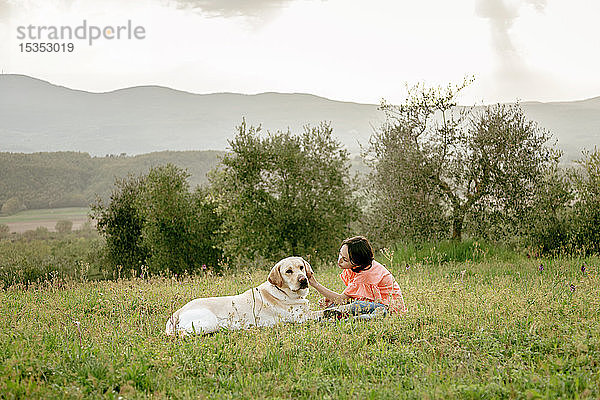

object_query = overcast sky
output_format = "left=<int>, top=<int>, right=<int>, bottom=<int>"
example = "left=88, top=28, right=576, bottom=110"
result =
left=1, top=0, right=599, bottom=105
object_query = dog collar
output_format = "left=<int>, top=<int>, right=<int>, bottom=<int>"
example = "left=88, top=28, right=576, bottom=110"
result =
left=273, top=285, right=287, bottom=296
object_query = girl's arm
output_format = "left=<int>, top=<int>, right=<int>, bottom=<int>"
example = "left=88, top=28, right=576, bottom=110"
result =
left=308, top=275, right=351, bottom=305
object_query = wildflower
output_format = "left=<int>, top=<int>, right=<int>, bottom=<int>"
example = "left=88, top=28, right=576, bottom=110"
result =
left=581, top=264, right=586, bottom=273
left=570, top=284, right=576, bottom=292
left=538, top=263, right=543, bottom=273
left=405, top=264, right=410, bottom=271
left=202, top=264, right=207, bottom=271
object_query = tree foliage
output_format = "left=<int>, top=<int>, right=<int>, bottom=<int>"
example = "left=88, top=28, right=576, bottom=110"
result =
left=506, top=165, right=572, bottom=253
left=210, top=121, right=358, bottom=262
left=1, top=197, right=26, bottom=216
left=92, top=174, right=149, bottom=272
left=137, top=165, right=223, bottom=274
left=466, top=104, right=562, bottom=240
left=365, top=80, right=561, bottom=244
left=91, top=164, right=222, bottom=275
left=55, top=220, right=73, bottom=234
left=569, top=148, right=600, bottom=254
left=0, top=224, right=9, bottom=239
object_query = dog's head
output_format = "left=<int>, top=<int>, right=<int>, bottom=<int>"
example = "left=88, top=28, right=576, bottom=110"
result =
left=268, top=256, right=313, bottom=298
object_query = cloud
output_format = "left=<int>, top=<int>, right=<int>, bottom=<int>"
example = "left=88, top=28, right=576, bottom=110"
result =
left=476, top=0, right=547, bottom=72
left=476, top=0, right=547, bottom=57
left=475, top=0, right=518, bottom=56
left=475, top=0, right=551, bottom=101
left=168, top=0, right=298, bottom=18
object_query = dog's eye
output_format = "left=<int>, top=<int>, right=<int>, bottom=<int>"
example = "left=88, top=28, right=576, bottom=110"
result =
left=300, top=265, right=304, bottom=270
left=286, top=270, right=292, bottom=274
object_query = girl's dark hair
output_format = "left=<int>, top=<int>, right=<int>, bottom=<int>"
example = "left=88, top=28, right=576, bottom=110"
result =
left=342, top=236, right=374, bottom=273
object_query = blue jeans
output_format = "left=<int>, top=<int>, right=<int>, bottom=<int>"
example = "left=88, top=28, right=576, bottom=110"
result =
left=324, top=300, right=388, bottom=319
left=348, top=300, right=388, bottom=316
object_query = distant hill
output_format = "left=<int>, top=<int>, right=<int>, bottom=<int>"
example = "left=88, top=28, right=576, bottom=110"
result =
left=518, top=98, right=600, bottom=161
left=0, top=74, right=382, bottom=155
left=1, top=74, right=598, bottom=161
left=0, top=151, right=223, bottom=211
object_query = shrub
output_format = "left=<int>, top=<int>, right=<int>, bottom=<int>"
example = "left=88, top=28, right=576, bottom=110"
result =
left=22, top=226, right=51, bottom=241
left=0, top=224, right=9, bottom=239
left=92, top=174, right=148, bottom=272
left=91, top=164, right=223, bottom=276
left=0, top=236, right=106, bottom=288
left=55, top=220, right=73, bottom=234
left=1, top=197, right=26, bottom=216
left=76, top=221, right=96, bottom=237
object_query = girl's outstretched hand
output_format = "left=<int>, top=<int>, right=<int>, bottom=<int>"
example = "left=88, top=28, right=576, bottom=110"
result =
left=307, top=273, right=317, bottom=286
left=318, top=297, right=333, bottom=308
left=305, top=262, right=314, bottom=279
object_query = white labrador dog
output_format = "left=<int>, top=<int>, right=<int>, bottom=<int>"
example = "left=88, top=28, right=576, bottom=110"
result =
left=165, top=256, right=316, bottom=335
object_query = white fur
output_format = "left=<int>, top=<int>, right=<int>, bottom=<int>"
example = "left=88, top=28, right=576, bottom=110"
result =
left=165, top=257, right=316, bottom=336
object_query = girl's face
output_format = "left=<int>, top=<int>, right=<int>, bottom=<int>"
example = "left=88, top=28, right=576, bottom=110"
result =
left=337, top=245, right=355, bottom=270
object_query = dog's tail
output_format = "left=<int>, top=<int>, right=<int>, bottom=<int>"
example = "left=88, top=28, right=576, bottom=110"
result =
left=165, top=312, right=179, bottom=336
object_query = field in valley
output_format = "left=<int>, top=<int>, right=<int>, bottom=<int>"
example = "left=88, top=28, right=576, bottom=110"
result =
left=1, top=255, right=598, bottom=399
left=0, top=208, right=91, bottom=233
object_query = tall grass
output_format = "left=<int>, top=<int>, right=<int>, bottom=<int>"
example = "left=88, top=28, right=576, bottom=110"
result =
left=380, top=239, right=522, bottom=267
left=0, top=256, right=598, bottom=398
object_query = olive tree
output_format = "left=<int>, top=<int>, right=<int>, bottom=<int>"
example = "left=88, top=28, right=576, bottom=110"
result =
left=210, top=120, right=358, bottom=262
left=569, top=148, right=600, bottom=254
left=365, top=80, right=560, bottom=243
left=137, top=164, right=223, bottom=274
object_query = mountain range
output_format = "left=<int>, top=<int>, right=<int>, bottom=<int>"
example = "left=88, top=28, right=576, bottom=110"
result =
left=1, top=74, right=598, bottom=161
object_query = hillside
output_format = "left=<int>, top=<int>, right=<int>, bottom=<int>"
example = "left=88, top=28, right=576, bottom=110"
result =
left=519, top=98, right=600, bottom=160
left=0, top=74, right=382, bottom=155
left=2, top=75, right=598, bottom=162
left=0, top=151, right=223, bottom=211
left=2, top=75, right=599, bottom=161
left=0, top=150, right=369, bottom=213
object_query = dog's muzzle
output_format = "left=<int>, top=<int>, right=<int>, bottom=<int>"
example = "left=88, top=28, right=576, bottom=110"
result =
left=298, top=276, right=308, bottom=289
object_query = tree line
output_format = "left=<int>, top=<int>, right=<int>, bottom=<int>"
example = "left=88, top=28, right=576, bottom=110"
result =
left=0, top=150, right=222, bottom=215
left=90, top=82, right=600, bottom=276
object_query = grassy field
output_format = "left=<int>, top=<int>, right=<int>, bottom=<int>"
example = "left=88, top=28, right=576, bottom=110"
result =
left=1, top=254, right=598, bottom=399
left=0, top=208, right=91, bottom=233
left=0, top=208, right=90, bottom=223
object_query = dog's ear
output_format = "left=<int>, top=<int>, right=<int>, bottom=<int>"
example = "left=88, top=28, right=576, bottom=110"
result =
left=303, top=258, right=314, bottom=279
left=268, top=261, right=284, bottom=287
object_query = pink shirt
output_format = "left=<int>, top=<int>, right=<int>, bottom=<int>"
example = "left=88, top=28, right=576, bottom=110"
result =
left=341, top=260, right=407, bottom=313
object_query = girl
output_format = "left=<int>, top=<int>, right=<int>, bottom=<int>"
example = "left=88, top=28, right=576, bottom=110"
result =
left=308, top=236, right=407, bottom=318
